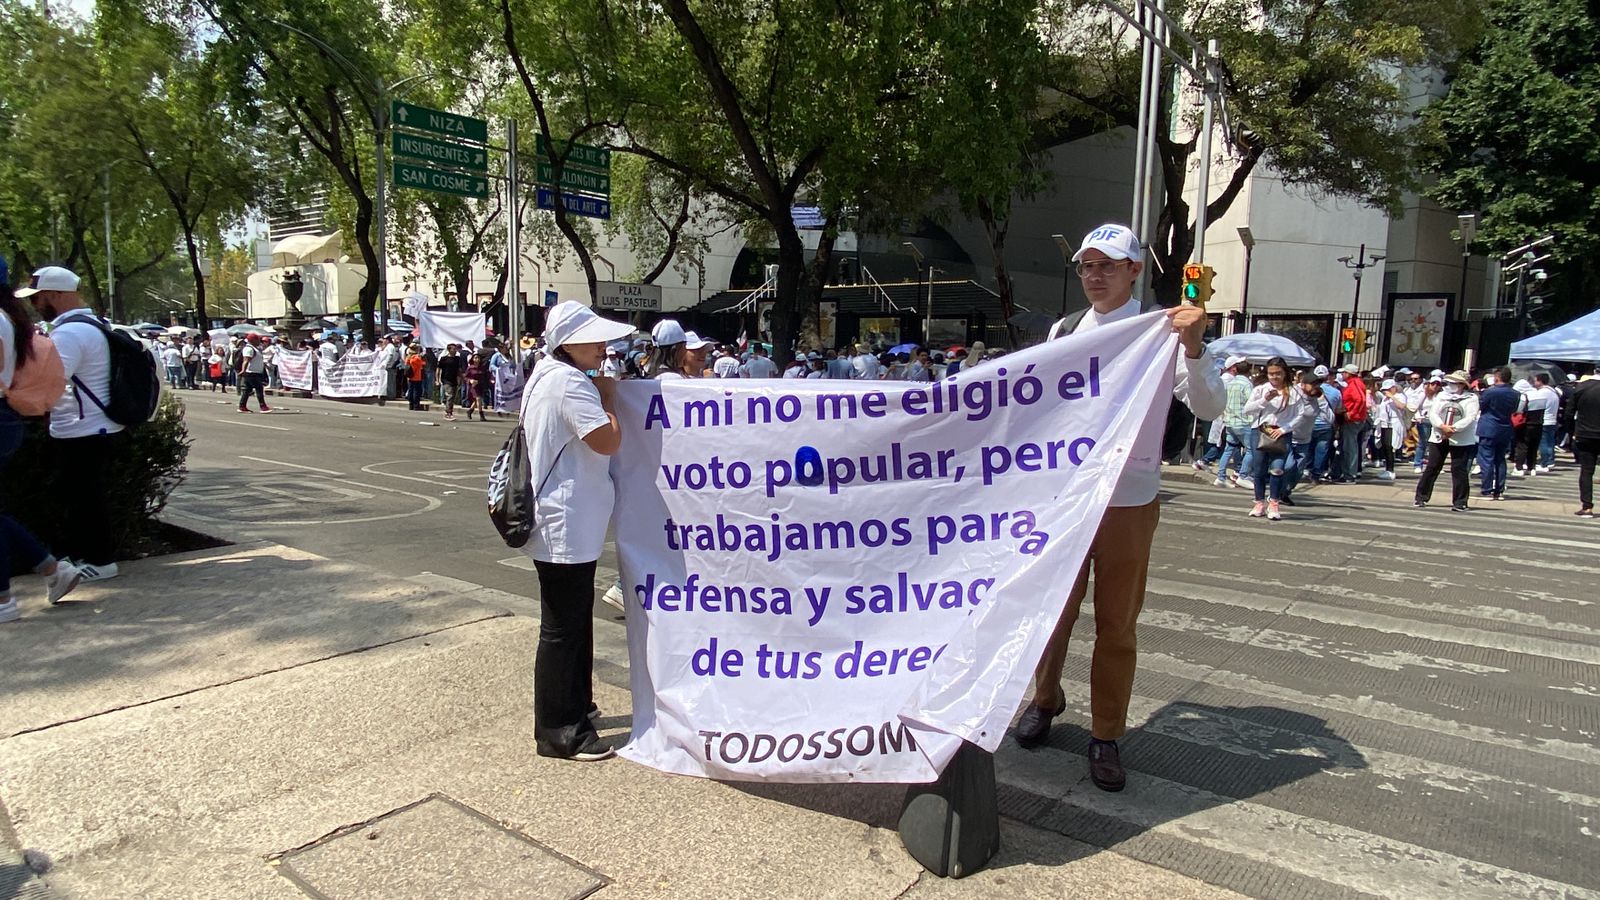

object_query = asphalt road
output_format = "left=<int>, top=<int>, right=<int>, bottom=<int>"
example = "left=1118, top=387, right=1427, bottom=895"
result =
left=169, top=387, right=1600, bottom=900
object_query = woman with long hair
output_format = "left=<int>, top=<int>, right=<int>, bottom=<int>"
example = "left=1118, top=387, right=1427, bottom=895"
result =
left=647, top=320, right=711, bottom=379
left=519, top=301, right=634, bottom=761
left=464, top=350, right=490, bottom=422
left=0, top=262, right=80, bottom=621
left=1242, top=356, right=1314, bottom=520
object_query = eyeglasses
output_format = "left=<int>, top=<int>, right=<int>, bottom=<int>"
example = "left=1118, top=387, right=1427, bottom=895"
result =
left=1075, top=260, right=1129, bottom=278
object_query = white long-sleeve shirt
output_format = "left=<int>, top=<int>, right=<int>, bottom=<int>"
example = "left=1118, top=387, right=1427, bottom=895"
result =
left=1429, top=389, right=1479, bottom=445
left=1057, top=299, right=1226, bottom=507
left=1243, top=382, right=1315, bottom=436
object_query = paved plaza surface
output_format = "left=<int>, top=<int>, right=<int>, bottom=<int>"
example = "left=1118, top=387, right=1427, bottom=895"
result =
left=0, top=389, right=1594, bottom=898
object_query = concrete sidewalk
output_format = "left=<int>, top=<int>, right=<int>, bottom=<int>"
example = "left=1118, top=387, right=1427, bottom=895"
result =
left=0, top=541, right=1240, bottom=900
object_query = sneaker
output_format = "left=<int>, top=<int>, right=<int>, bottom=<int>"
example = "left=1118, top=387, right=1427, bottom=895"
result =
left=46, top=561, right=82, bottom=604
left=1537, top=465, right=1553, bottom=475
left=601, top=583, right=625, bottom=614
left=1413, top=499, right=1427, bottom=508
left=587, top=703, right=602, bottom=720
left=1279, top=495, right=1296, bottom=507
left=1266, top=500, right=1282, bottom=521
left=1236, top=476, right=1254, bottom=489
left=236, top=407, right=251, bottom=413
left=1226, top=472, right=1240, bottom=486
left=260, top=405, right=272, bottom=413
left=1451, top=504, right=1470, bottom=512
left=1513, top=469, right=1527, bottom=477
left=1577, top=509, right=1596, bottom=519
left=1212, top=478, right=1228, bottom=487
left=1378, top=470, right=1396, bottom=482
left=1412, top=465, right=1424, bottom=474
left=0, top=595, right=17, bottom=623
left=77, top=562, right=119, bottom=583
left=1248, top=502, right=1266, bottom=518
left=1192, top=460, right=1207, bottom=471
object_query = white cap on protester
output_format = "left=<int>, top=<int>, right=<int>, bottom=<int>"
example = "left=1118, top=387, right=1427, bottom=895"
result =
left=1070, top=223, right=1142, bottom=263
left=543, top=300, right=634, bottom=350
left=1223, top=354, right=1248, bottom=370
left=651, top=319, right=687, bottom=345
left=1380, top=378, right=1397, bottom=391
left=13, top=265, right=80, bottom=298
left=683, top=331, right=713, bottom=351
left=1313, top=365, right=1330, bottom=378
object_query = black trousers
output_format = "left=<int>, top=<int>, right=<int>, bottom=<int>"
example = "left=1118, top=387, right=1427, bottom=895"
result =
left=1575, top=437, right=1600, bottom=510
left=1516, top=415, right=1544, bottom=471
left=238, top=372, right=267, bottom=409
left=533, top=559, right=600, bottom=757
left=1415, top=441, right=1475, bottom=508
left=50, top=432, right=123, bottom=566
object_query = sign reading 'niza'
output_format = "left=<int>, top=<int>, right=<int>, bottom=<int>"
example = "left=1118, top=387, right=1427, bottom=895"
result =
left=390, top=100, right=488, bottom=144
left=392, top=132, right=487, bottom=173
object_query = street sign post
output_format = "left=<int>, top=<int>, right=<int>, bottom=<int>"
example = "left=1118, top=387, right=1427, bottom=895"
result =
left=393, top=162, right=488, bottom=200
left=595, top=281, right=663, bottom=312
left=390, top=100, right=488, bottom=144
left=535, top=135, right=610, bottom=171
left=536, top=187, right=610, bottom=220
left=535, top=162, right=610, bottom=195
left=391, top=132, right=487, bottom=172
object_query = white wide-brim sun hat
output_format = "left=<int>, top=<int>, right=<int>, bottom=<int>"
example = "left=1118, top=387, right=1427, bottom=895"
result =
left=544, top=300, right=635, bottom=349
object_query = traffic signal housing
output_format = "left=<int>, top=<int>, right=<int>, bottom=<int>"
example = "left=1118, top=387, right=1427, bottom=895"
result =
left=1339, top=328, right=1369, bottom=355
left=1181, top=264, right=1216, bottom=306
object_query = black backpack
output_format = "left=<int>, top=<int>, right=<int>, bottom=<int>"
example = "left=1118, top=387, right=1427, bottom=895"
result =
left=486, top=426, right=564, bottom=548
left=61, top=314, right=161, bottom=427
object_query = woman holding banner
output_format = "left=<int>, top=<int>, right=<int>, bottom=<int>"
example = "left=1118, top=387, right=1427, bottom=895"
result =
left=521, top=301, right=634, bottom=762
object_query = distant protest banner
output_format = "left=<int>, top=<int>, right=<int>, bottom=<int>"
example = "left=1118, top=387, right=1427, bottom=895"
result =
left=418, top=311, right=486, bottom=350
left=318, top=350, right=385, bottom=398
left=611, top=312, right=1176, bottom=783
left=276, top=349, right=314, bottom=391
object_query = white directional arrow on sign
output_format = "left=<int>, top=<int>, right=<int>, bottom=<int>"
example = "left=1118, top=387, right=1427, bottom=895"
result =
left=395, top=106, right=409, bottom=123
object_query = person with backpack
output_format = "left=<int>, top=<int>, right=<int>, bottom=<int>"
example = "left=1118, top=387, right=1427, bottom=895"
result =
left=0, top=261, right=81, bottom=620
left=236, top=334, right=271, bottom=413
left=14, top=266, right=133, bottom=581
left=519, top=300, right=633, bottom=762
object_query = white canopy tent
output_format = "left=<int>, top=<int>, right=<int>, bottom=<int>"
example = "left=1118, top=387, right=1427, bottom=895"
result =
left=1509, top=308, right=1600, bottom=362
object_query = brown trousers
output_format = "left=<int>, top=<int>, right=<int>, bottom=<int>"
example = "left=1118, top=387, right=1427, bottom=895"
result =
left=1029, top=500, right=1161, bottom=741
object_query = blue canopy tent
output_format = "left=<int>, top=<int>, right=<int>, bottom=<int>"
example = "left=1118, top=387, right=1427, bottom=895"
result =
left=1509, top=308, right=1600, bottom=362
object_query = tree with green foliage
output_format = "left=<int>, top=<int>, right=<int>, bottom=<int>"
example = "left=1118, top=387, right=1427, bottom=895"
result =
left=1050, top=0, right=1478, bottom=304
left=1425, top=0, right=1598, bottom=324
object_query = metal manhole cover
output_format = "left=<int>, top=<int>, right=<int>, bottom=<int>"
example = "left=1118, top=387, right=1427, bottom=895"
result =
left=276, top=795, right=607, bottom=900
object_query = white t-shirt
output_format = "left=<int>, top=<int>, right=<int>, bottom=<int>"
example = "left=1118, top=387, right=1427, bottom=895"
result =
left=319, top=342, right=340, bottom=362
left=656, top=371, right=689, bottom=381
left=713, top=355, right=742, bottom=378
left=180, top=342, right=197, bottom=361
left=742, top=356, right=778, bottom=378
left=50, top=311, right=124, bottom=439
left=161, top=346, right=182, bottom=367
left=1525, top=385, right=1561, bottom=421
left=852, top=353, right=882, bottom=379
left=521, top=358, right=614, bottom=564
left=1055, top=298, right=1225, bottom=507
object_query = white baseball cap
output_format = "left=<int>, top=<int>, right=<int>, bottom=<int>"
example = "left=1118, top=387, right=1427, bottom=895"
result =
left=683, top=330, right=713, bottom=351
left=651, top=319, right=687, bottom=345
left=1380, top=378, right=1397, bottom=391
left=1070, top=224, right=1142, bottom=263
left=1223, top=355, right=1248, bottom=370
left=543, top=300, right=634, bottom=349
left=14, top=265, right=80, bottom=298
left=1339, top=364, right=1360, bottom=375
left=1313, top=365, right=1330, bottom=378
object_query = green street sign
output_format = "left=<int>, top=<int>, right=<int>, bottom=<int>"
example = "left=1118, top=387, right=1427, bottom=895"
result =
left=536, top=162, right=610, bottom=196
left=535, top=135, right=609, bottom=172
left=393, top=162, right=488, bottom=199
left=391, top=132, right=487, bottom=173
left=390, top=100, right=487, bottom=144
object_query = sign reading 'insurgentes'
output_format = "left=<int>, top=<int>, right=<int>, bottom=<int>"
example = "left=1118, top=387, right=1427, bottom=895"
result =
left=391, top=132, right=488, bottom=172
left=610, top=312, right=1177, bottom=783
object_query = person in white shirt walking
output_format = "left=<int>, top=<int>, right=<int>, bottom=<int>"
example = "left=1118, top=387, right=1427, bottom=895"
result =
left=1242, top=357, right=1315, bottom=518
left=1525, top=374, right=1562, bottom=472
left=236, top=334, right=271, bottom=412
left=1015, top=223, right=1224, bottom=792
left=17, top=266, right=123, bottom=582
left=741, top=344, right=779, bottom=378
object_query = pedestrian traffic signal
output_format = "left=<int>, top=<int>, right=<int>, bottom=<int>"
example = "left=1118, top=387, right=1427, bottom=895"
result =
left=1339, top=328, right=1369, bottom=355
left=1353, top=328, right=1367, bottom=354
left=1181, top=264, right=1215, bottom=306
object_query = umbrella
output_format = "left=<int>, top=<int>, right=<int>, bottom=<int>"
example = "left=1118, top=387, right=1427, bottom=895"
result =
left=1205, top=332, right=1317, bottom=367
left=165, top=325, right=198, bottom=336
left=227, top=323, right=275, bottom=337
left=888, top=343, right=919, bottom=355
left=131, top=322, right=165, bottom=334
left=1511, top=360, right=1567, bottom=384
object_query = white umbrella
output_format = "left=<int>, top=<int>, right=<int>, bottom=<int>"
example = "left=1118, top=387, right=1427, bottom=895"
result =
left=166, top=325, right=198, bottom=336
left=1206, top=332, right=1317, bottom=367
left=227, top=323, right=275, bottom=337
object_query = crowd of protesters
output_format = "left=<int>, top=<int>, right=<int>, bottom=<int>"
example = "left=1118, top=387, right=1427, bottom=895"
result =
left=1191, top=358, right=1600, bottom=518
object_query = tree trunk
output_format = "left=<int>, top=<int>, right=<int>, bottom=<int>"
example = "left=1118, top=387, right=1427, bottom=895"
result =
left=350, top=194, right=379, bottom=347
left=797, top=215, right=839, bottom=323
left=769, top=222, right=807, bottom=368
left=976, top=196, right=1018, bottom=345
left=183, top=226, right=210, bottom=331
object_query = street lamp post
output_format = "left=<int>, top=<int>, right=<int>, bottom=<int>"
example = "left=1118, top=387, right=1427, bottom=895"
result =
left=1236, top=226, right=1255, bottom=323
left=1336, top=243, right=1384, bottom=365
left=1051, top=234, right=1073, bottom=317
left=1450, top=213, right=1477, bottom=369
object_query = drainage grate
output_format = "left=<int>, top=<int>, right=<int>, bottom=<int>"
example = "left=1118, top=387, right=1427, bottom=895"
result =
left=276, top=795, right=607, bottom=900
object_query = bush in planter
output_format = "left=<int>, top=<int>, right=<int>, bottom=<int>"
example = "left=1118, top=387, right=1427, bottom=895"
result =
left=2, top=392, right=191, bottom=559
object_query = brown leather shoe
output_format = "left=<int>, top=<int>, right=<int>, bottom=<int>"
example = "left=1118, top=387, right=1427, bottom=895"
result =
left=1087, top=739, right=1126, bottom=792
left=1014, top=698, right=1067, bottom=748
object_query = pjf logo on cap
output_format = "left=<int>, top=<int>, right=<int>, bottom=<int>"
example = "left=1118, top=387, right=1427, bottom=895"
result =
left=1086, top=226, right=1128, bottom=242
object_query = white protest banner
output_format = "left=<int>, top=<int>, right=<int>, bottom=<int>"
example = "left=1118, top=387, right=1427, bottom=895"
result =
left=418, top=311, right=486, bottom=350
left=276, top=349, right=315, bottom=391
left=611, top=311, right=1176, bottom=783
left=317, top=350, right=385, bottom=398
left=207, top=328, right=229, bottom=347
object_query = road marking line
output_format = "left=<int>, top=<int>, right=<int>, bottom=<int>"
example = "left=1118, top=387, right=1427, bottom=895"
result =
left=420, top=445, right=497, bottom=458
left=998, top=741, right=1600, bottom=900
left=360, top=461, right=487, bottom=493
left=238, top=455, right=344, bottom=476
left=205, top=418, right=290, bottom=431
left=167, top=478, right=442, bottom=526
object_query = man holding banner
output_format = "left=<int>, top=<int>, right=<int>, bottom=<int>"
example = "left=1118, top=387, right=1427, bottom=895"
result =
left=1017, top=224, right=1224, bottom=792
